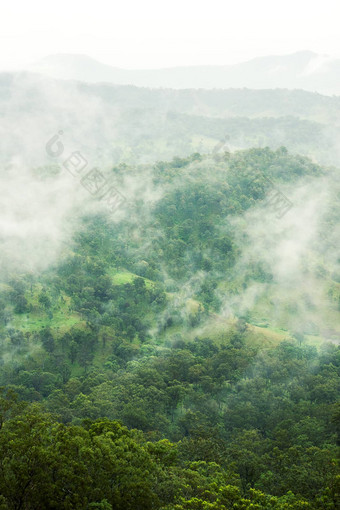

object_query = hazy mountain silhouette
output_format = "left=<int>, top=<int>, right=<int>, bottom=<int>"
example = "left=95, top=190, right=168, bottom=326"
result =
left=27, top=51, right=340, bottom=94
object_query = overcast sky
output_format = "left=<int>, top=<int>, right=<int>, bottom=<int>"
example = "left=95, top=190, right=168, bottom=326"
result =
left=1, top=0, right=339, bottom=70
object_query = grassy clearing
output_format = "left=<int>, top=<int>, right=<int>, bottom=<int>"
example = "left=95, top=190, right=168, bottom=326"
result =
left=8, top=286, right=83, bottom=335
left=12, top=310, right=82, bottom=334
left=108, top=269, right=155, bottom=289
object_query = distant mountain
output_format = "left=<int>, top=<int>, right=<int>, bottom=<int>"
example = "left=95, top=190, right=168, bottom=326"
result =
left=27, top=51, right=340, bottom=95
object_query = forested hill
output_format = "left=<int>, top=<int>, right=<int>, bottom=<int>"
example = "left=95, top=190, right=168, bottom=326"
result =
left=0, top=147, right=339, bottom=508
left=1, top=72, right=340, bottom=168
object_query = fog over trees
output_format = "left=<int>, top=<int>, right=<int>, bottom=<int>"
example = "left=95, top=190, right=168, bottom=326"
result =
left=0, top=2, right=339, bottom=508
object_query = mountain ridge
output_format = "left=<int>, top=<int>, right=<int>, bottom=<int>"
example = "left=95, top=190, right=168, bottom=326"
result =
left=27, top=51, right=340, bottom=95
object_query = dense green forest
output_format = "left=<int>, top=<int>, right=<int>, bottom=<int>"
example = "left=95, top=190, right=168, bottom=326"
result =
left=0, top=147, right=339, bottom=508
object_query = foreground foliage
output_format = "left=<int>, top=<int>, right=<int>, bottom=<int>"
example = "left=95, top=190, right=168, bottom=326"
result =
left=0, top=393, right=338, bottom=509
